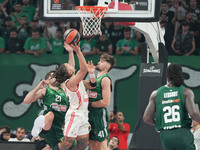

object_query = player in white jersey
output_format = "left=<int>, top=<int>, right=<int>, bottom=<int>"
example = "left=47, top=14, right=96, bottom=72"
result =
left=55, top=43, right=96, bottom=150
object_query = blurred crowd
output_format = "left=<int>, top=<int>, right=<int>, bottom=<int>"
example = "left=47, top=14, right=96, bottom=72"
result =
left=0, top=0, right=199, bottom=57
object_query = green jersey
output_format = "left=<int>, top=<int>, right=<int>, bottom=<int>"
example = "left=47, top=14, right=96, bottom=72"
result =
left=49, top=38, right=64, bottom=54
left=155, top=85, right=192, bottom=131
left=88, top=74, right=111, bottom=141
left=24, top=37, right=46, bottom=51
left=39, top=87, right=69, bottom=128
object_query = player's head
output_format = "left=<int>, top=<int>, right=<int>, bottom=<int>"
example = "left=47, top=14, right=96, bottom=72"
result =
left=108, top=136, right=119, bottom=149
left=166, top=63, right=184, bottom=87
left=45, top=70, right=60, bottom=87
left=96, top=54, right=116, bottom=72
left=54, top=63, right=75, bottom=83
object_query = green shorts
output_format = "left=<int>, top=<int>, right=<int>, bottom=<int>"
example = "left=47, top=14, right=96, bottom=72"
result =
left=39, top=124, right=63, bottom=148
left=160, top=128, right=195, bottom=150
left=89, top=108, right=109, bottom=142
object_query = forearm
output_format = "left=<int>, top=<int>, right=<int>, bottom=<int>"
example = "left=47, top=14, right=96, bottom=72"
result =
left=25, top=49, right=35, bottom=54
left=68, top=51, right=75, bottom=67
left=24, top=87, right=40, bottom=104
left=37, top=49, right=45, bottom=54
left=76, top=51, right=87, bottom=72
left=144, top=117, right=155, bottom=126
left=91, top=99, right=109, bottom=108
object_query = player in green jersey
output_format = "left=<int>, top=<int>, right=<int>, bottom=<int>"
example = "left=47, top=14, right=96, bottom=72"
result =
left=24, top=43, right=76, bottom=149
left=143, top=63, right=200, bottom=150
left=88, top=54, right=116, bottom=150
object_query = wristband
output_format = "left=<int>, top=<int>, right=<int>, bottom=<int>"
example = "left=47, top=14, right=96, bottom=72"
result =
left=89, top=73, right=95, bottom=78
left=89, top=80, right=97, bottom=87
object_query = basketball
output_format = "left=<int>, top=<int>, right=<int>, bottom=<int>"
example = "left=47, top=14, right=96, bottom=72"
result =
left=63, top=28, right=80, bottom=45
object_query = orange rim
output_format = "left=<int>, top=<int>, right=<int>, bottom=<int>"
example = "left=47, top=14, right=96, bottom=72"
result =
left=76, top=6, right=108, bottom=12
left=76, top=6, right=108, bottom=19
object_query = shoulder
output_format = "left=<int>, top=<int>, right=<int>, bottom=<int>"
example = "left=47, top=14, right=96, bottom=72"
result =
left=101, top=76, right=111, bottom=84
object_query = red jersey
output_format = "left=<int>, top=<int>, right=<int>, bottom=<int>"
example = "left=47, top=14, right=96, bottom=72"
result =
left=109, top=123, right=130, bottom=150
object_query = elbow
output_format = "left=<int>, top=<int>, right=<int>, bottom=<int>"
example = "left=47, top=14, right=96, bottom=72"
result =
left=143, top=115, right=151, bottom=124
left=24, top=99, right=30, bottom=104
left=190, top=111, right=200, bottom=120
left=104, top=101, right=110, bottom=107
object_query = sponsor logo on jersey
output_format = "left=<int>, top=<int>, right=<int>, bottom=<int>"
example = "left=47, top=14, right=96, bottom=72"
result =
left=50, top=103, right=67, bottom=112
left=88, top=91, right=97, bottom=98
left=162, top=99, right=180, bottom=104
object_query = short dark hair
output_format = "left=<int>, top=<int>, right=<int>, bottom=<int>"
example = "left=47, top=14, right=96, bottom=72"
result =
left=10, top=28, right=17, bottom=33
left=124, top=26, right=131, bottom=32
left=166, top=63, right=184, bottom=87
left=100, top=54, right=116, bottom=71
left=0, top=126, right=11, bottom=134
left=45, top=70, right=55, bottom=80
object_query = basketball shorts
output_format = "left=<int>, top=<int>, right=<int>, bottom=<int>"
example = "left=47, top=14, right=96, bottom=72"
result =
left=89, top=108, right=109, bottom=142
left=160, top=127, right=196, bottom=150
left=39, top=124, right=63, bottom=148
left=64, top=110, right=90, bottom=137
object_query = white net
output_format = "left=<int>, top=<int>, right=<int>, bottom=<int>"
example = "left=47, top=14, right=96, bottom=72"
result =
left=76, top=7, right=107, bottom=36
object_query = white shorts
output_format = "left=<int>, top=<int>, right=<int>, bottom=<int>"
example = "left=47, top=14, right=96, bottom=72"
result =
left=64, top=110, right=90, bottom=138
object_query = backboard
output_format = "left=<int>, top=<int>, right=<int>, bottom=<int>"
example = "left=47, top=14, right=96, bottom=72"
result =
left=40, top=0, right=162, bottom=22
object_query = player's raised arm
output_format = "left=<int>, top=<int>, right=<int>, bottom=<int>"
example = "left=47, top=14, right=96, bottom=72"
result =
left=24, top=80, right=48, bottom=104
left=66, top=43, right=87, bottom=91
left=64, top=42, right=75, bottom=68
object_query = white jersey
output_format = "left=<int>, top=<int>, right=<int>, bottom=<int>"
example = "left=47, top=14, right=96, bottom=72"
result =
left=64, top=80, right=90, bottom=137
left=65, top=80, right=89, bottom=111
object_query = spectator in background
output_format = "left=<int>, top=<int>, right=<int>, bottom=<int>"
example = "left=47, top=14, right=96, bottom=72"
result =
left=44, top=28, right=64, bottom=54
left=0, top=16, right=15, bottom=42
left=169, top=0, right=186, bottom=37
left=95, top=31, right=113, bottom=55
left=182, top=11, right=200, bottom=54
left=108, top=111, right=130, bottom=150
left=5, top=28, right=23, bottom=54
left=9, top=127, right=30, bottom=142
left=43, top=21, right=58, bottom=52
left=22, top=0, right=36, bottom=21
left=160, top=1, right=177, bottom=55
left=61, top=0, right=76, bottom=10
left=29, top=18, right=43, bottom=37
left=17, top=15, right=31, bottom=44
left=0, top=126, right=11, bottom=141
left=0, top=4, right=9, bottom=27
left=108, top=136, right=120, bottom=150
left=80, top=35, right=96, bottom=56
left=24, top=29, right=46, bottom=57
left=171, top=21, right=195, bottom=56
left=191, top=120, right=200, bottom=150
left=180, top=0, right=200, bottom=23
left=116, top=26, right=139, bottom=55
left=0, top=36, right=5, bottom=53
left=108, top=22, right=124, bottom=54
left=10, top=2, right=31, bottom=28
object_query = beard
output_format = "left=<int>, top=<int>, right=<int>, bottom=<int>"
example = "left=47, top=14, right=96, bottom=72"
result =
left=96, top=66, right=100, bottom=71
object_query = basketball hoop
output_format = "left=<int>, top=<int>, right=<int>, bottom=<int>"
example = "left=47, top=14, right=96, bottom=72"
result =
left=76, top=6, right=108, bottom=36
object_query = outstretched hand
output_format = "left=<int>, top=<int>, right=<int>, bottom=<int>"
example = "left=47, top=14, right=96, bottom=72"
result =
left=87, top=60, right=95, bottom=74
left=70, top=42, right=81, bottom=53
left=64, top=42, right=73, bottom=52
